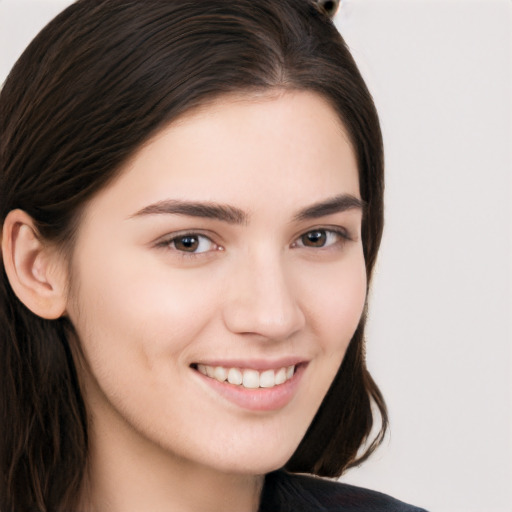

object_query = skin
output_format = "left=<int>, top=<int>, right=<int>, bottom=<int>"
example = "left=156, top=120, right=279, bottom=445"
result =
left=4, top=90, right=367, bottom=512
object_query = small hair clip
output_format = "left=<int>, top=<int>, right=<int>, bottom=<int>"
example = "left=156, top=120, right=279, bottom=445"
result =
left=314, top=0, right=341, bottom=18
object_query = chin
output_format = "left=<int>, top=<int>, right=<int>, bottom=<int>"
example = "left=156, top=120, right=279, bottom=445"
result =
left=215, top=454, right=293, bottom=477
left=200, top=437, right=301, bottom=476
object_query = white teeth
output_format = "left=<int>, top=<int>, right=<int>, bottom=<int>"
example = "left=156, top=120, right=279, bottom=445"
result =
left=242, top=369, right=260, bottom=389
left=227, top=367, right=243, bottom=385
left=196, top=364, right=296, bottom=389
left=275, top=367, right=286, bottom=385
left=213, top=366, right=227, bottom=382
left=259, top=369, right=275, bottom=388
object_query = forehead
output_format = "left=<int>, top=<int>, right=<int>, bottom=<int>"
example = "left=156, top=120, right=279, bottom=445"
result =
left=82, top=90, right=360, bottom=223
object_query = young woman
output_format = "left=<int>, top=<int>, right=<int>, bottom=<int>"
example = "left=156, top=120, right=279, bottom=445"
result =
left=0, top=1, right=426, bottom=511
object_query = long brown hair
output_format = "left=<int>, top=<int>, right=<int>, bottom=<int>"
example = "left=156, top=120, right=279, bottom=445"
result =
left=0, top=0, right=386, bottom=510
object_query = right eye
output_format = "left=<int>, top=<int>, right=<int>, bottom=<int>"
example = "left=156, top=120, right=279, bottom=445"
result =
left=161, top=233, right=219, bottom=254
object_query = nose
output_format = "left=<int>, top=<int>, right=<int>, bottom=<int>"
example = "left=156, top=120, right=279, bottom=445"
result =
left=222, top=250, right=306, bottom=341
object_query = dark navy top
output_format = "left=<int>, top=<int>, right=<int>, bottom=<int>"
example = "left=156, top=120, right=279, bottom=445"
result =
left=259, top=470, right=428, bottom=512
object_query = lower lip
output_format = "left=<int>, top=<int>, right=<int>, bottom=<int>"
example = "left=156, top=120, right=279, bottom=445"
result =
left=193, top=364, right=306, bottom=412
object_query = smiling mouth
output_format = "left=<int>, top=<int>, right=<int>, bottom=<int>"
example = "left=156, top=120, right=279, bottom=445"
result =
left=190, top=363, right=298, bottom=389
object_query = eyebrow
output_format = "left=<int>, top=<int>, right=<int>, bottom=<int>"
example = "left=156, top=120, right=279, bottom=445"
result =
left=293, top=194, right=366, bottom=221
left=130, top=200, right=248, bottom=224
left=129, top=194, right=365, bottom=224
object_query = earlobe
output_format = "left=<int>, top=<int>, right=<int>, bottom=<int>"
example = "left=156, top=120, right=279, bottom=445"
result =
left=1, top=209, right=67, bottom=319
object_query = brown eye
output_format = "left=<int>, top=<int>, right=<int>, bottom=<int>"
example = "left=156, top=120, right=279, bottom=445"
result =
left=174, top=235, right=199, bottom=252
left=167, top=234, right=216, bottom=253
left=293, top=228, right=349, bottom=250
left=301, top=230, right=327, bottom=247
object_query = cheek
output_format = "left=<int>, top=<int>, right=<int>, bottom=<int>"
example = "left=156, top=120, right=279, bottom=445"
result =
left=65, top=252, right=223, bottom=438
left=66, top=246, right=220, bottom=382
left=301, top=252, right=367, bottom=353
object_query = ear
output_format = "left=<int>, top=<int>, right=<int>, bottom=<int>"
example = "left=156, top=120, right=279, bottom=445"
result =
left=1, top=209, right=67, bottom=319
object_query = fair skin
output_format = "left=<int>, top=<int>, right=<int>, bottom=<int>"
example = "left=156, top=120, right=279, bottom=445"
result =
left=2, top=90, right=366, bottom=512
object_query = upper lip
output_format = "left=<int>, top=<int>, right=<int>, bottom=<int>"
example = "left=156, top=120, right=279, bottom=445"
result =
left=191, top=357, right=307, bottom=372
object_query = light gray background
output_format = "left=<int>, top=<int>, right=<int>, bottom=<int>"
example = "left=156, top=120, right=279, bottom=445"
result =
left=1, top=1, right=511, bottom=511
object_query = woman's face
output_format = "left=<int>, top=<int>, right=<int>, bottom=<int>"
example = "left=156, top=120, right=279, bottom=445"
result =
left=66, top=90, right=366, bottom=476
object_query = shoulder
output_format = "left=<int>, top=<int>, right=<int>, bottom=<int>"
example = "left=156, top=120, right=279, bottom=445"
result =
left=260, top=470, right=428, bottom=512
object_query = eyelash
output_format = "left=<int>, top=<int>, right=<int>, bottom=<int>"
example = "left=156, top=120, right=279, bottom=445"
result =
left=291, top=227, right=352, bottom=249
left=155, top=232, right=220, bottom=256
left=156, top=227, right=352, bottom=257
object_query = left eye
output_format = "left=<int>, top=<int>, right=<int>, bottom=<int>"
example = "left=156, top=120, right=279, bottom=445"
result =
left=167, top=234, right=217, bottom=253
left=294, top=229, right=346, bottom=248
